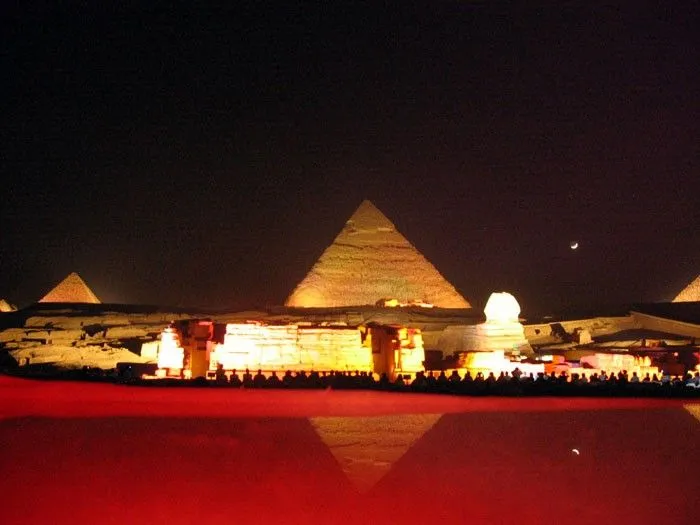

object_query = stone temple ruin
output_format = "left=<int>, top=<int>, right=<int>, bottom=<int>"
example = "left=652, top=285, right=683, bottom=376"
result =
left=0, top=202, right=699, bottom=381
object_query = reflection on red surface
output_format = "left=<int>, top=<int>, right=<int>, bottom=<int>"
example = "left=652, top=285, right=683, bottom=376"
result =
left=1, top=376, right=698, bottom=525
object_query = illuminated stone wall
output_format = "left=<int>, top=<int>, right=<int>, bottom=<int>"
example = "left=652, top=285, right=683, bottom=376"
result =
left=396, top=328, right=425, bottom=373
left=579, top=353, right=658, bottom=374
left=547, top=354, right=661, bottom=378
left=630, top=311, right=700, bottom=339
left=210, top=323, right=373, bottom=372
left=157, top=327, right=185, bottom=370
left=456, top=350, right=544, bottom=376
left=524, top=316, right=640, bottom=345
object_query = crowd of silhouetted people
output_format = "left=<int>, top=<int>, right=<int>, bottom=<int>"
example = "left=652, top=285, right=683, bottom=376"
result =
left=195, top=366, right=700, bottom=397
left=5, top=361, right=700, bottom=397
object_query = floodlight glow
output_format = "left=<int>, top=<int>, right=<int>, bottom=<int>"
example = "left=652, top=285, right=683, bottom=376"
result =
left=483, top=292, right=521, bottom=324
left=157, top=327, right=185, bottom=370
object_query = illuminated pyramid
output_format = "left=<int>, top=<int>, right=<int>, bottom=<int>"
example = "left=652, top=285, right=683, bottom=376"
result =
left=39, top=272, right=101, bottom=304
left=286, top=200, right=470, bottom=308
left=0, top=299, right=16, bottom=312
left=673, top=275, right=700, bottom=302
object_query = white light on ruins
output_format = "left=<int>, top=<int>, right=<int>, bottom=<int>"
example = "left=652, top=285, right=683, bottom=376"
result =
left=157, top=326, right=185, bottom=370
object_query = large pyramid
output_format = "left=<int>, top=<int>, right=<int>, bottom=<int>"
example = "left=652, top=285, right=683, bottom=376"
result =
left=39, top=272, right=101, bottom=304
left=286, top=200, right=471, bottom=308
left=673, top=275, right=700, bottom=302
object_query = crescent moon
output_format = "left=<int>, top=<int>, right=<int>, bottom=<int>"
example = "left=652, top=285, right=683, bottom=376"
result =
left=570, top=242, right=579, bottom=250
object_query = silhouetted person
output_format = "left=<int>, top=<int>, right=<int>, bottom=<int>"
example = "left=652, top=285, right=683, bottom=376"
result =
left=436, top=371, right=449, bottom=390
left=360, top=371, right=375, bottom=389
left=294, top=370, right=309, bottom=388
left=267, top=370, right=281, bottom=388
left=410, top=371, right=428, bottom=392
left=242, top=368, right=253, bottom=388
left=319, top=370, right=330, bottom=388
left=229, top=369, right=242, bottom=387
left=309, top=370, right=322, bottom=388
left=215, top=364, right=227, bottom=385
left=253, top=369, right=266, bottom=388
left=330, top=371, right=344, bottom=389
left=378, top=372, right=390, bottom=389
left=617, top=371, right=628, bottom=386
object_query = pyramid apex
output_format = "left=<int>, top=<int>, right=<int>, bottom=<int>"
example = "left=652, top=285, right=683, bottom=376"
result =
left=673, top=275, right=700, bottom=302
left=39, top=272, right=101, bottom=304
left=345, top=200, right=396, bottom=233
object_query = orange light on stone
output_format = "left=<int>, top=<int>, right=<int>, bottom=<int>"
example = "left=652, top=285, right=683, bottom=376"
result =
left=579, top=353, right=660, bottom=378
left=458, top=350, right=545, bottom=376
left=157, top=327, right=185, bottom=370
left=210, top=322, right=372, bottom=372
left=395, top=327, right=425, bottom=373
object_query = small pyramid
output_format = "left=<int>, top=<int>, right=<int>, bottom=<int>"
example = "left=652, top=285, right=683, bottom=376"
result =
left=0, top=299, right=17, bottom=312
left=673, top=275, right=700, bottom=302
left=39, top=272, right=101, bottom=304
left=286, top=200, right=471, bottom=308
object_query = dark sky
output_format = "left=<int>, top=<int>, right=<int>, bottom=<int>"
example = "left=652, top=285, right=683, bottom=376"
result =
left=1, top=2, right=699, bottom=314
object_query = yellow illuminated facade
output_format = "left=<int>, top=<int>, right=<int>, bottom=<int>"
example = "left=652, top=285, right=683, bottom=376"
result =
left=209, top=322, right=373, bottom=373
left=156, top=326, right=185, bottom=371
left=153, top=320, right=427, bottom=378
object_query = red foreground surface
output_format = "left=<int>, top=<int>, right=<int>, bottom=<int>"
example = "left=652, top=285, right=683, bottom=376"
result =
left=1, top=376, right=698, bottom=525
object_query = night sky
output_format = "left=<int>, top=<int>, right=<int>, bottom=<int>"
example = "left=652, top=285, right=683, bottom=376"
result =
left=1, top=3, right=698, bottom=314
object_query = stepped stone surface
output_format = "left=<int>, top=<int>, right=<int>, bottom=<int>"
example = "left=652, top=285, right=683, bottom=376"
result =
left=39, top=272, right=101, bottom=304
left=674, top=275, right=700, bottom=302
left=286, top=200, right=470, bottom=308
